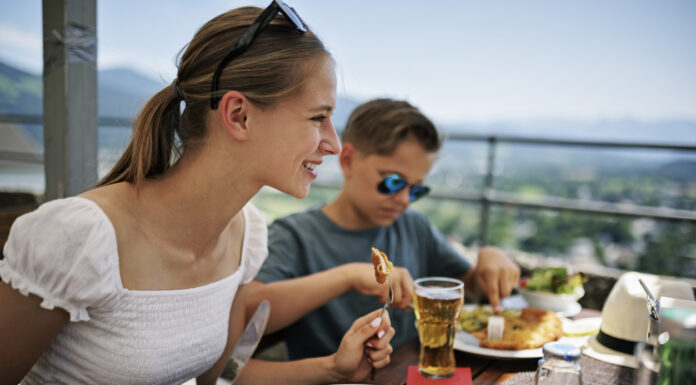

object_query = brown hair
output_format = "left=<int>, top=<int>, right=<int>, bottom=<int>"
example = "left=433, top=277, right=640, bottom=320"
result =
left=98, top=6, right=330, bottom=187
left=341, top=98, right=441, bottom=156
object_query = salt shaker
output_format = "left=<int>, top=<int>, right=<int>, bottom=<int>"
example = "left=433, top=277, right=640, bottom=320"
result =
left=534, top=342, right=583, bottom=385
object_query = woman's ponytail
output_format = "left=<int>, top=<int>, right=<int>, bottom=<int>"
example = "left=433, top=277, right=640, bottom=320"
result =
left=96, top=86, right=181, bottom=187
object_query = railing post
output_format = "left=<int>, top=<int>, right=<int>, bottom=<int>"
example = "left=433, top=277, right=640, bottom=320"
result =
left=42, top=0, right=98, bottom=200
left=479, top=136, right=497, bottom=246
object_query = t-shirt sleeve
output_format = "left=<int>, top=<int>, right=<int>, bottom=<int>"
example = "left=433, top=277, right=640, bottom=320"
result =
left=421, top=216, right=471, bottom=278
left=240, top=203, right=269, bottom=284
left=254, top=218, right=304, bottom=283
left=0, top=198, right=120, bottom=322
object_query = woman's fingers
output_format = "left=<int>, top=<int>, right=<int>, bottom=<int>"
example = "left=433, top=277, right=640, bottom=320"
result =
left=367, top=341, right=393, bottom=368
left=365, top=325, right=395, bottom=350
left=346, top=309, right=392, bottom=347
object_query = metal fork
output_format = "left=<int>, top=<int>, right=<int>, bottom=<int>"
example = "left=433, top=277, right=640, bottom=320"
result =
left=371, top=275, right=393, bottom=381
left=487, top=315, right=504, bottom=341
left=380, top=275, right=394, bottom=318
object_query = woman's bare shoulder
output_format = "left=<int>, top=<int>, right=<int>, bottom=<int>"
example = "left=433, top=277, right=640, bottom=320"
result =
left=79, top=183, right=139, bottom=225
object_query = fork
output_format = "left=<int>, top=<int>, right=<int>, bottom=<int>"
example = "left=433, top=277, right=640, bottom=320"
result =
left=380, top=275, right=394, bottom=318
left=487, top=315, right=504, bottom=341
left=371, top=275, right=393, bottom=381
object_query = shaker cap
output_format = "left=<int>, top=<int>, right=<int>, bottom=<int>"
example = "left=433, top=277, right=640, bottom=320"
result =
left=542, top=342, right=581, bottom=361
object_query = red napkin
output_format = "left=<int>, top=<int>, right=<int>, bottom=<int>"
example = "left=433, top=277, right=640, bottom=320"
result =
left=406, top=366, right=472, bottom=385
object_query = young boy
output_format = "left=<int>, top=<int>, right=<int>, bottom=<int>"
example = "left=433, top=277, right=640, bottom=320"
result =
left=248, top=99, right=519, bottom=360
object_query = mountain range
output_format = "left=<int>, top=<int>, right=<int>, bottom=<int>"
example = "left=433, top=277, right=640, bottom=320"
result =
left=1, top=60, right=695, bottom=181
left=3, top=60, right=696, bottom=142
left=0, top=60, right=361, bottom=128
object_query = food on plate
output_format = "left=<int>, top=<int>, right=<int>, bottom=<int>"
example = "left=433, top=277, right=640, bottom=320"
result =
left=459, top=306, right=563, bottom=350
left=457, top=305, right=520, bottom=333
left=371, top=247, right=393, bottom=284
left=520, top=267, right=585, bottom=294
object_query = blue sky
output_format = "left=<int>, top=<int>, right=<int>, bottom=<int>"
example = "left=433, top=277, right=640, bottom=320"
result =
left=1, top=0, right=695, bottom=124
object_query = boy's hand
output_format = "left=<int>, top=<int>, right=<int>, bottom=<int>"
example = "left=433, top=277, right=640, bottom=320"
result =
left=346, top=263, right=415, bottom=311
left=473, top=247, right=520, bottom=312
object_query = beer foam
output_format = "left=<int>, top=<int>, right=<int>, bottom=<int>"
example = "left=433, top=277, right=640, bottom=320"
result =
left=416, top=288, right=462, bottom=301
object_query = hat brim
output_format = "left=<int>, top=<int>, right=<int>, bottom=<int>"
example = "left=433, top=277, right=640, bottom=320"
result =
left=583, top=335, right=638, bottom=369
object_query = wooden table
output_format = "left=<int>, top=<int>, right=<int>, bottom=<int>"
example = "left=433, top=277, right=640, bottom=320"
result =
left=372, top=308, right=601, bottom=385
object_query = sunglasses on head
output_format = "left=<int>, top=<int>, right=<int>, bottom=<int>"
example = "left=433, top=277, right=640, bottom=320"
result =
left=377, top=174, right=431, bottom=202
left=210, top=0, right=307, bottom=110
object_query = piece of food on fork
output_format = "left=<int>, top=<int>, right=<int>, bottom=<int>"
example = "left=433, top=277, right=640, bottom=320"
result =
left=371, top=247, right=394, bottom=284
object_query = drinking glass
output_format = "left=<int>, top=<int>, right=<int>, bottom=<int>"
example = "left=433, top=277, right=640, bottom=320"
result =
left=413, top=277, right=464, bottom=379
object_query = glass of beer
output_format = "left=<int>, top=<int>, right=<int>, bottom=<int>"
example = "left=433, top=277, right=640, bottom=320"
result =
left=413, top=277, right=464, bottom=379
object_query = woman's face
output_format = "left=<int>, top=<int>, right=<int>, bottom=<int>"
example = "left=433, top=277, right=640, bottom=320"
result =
left=250, top=57, right=341, bottom=198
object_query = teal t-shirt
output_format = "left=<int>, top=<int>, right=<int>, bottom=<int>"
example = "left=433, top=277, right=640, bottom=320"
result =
left=255, top=206, right=471, bottom=360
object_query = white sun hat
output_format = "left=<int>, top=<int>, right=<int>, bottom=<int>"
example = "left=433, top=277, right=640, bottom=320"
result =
left=582, top=271, right=695, bottom=368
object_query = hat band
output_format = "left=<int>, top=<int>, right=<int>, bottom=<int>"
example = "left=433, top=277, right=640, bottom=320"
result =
left=596, top=330, right=651, bottom=355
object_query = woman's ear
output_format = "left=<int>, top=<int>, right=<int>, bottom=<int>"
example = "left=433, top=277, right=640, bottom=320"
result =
left=219, top=90, right=249, bottom=141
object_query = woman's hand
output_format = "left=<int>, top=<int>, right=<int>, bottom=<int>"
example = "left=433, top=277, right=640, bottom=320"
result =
left=346, top=263, right=415, bottom=310
left=330, top=308, right=395, bottom=383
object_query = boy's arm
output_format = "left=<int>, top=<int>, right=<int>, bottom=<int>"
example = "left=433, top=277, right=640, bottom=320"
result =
left=246, top=264, right=357, bottom=333
left=246, top=263, right=411, bottom=333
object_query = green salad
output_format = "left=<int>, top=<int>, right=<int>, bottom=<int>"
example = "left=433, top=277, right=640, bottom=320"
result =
left=520, top=267, right=584, bottom=294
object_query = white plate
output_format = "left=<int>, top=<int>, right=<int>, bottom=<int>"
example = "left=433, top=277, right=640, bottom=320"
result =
left=454, top=330, right=543, bottom=358
left=454, top=303, right=588, bottom=359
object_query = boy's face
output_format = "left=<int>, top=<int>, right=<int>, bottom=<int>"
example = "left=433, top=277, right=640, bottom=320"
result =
left=342, top=138, right=437, bottom=228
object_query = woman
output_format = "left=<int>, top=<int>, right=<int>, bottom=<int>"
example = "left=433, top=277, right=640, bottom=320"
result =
left=0, top=2, right=394, bottom=384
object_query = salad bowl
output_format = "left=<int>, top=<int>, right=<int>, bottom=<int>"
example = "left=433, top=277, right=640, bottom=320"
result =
left=518, top=267, right=585, bottom=312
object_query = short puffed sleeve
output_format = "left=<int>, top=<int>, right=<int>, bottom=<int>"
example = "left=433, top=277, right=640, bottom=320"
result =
left=240, top=203, right=269, bottom=284
left=0, top=197, right=120, bottom=321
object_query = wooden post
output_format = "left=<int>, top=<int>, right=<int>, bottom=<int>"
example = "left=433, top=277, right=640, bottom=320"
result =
left=42, top=0, right=98, bottom=200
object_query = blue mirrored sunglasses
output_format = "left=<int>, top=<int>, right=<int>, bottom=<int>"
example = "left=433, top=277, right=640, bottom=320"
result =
left=377, top=174, right=431, bottom=202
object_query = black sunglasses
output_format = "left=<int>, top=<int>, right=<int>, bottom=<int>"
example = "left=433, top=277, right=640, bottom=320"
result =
left=377, top=174, right=431, bottom=202
left=209, top=0, right=307, bottom=110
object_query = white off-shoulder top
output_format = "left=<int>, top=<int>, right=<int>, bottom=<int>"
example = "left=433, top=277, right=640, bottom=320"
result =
left=0, top=197, right=268, bottom=385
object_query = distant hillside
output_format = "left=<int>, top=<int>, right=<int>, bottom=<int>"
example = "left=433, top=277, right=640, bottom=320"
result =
left=0, top=61, right=166, bottom=117
left=0, top=60, right=362, bottom=126
left=440, top=119, right=696, bottom=145
left=0, top=61, right=42, bottom=115
left=659, top=160, right=696, bottom=182
left=1, top=59, right=694, bottom=156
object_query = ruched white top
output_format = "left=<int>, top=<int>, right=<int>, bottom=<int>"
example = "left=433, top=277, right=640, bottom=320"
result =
left=0, top=197, right=268, bottom=384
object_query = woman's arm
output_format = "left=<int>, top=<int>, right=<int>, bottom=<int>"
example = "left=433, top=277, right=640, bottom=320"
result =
left=0, top=281, right=69, bottom=385
left=196, top=283, right=250, bottom=385
left=246, top=262, right=413, bottom=333
left=236, top=308, right=394, bottom=385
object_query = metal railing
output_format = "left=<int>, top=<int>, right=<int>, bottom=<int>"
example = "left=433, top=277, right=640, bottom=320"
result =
left=2, top=113, right=696, bottom=244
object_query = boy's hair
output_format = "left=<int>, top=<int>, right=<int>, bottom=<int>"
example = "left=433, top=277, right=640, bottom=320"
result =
left=341, top=98, right=442, bottom=156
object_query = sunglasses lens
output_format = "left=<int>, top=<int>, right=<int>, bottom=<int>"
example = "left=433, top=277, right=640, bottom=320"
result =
left=409, top=185, right=431, bottom=202
left=277, top=1, right=307, bottom=31
left=377, top=174, right=407, bottom=194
